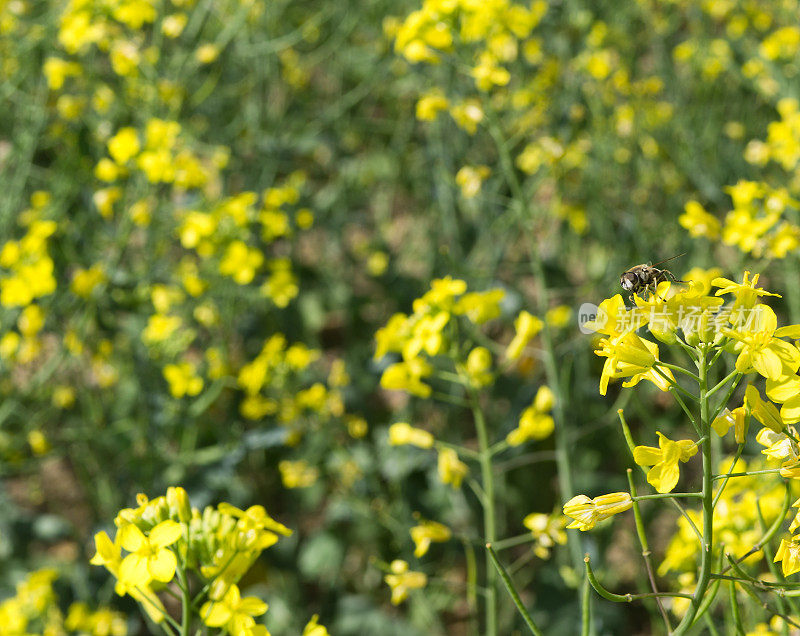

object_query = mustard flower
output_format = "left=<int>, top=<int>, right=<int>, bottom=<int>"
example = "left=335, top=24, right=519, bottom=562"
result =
left=412, top=277, right=467, bottom=313
left=219, top=241, right=264, bottom=285
left=163, top=362, right=203, bottom=398
left=415, top=91, right=449, bottom=121
left=523, top=512, right=567, bottom=558
left=464, top=346, right=493, bottom=388
left=108, top=127, right=140, bottom=165
left=453, top=288, right=504, bottom=324
left=595, top=332, right=672, bottom=396
left=380, top=358, right=433, bottom=398
left=438, top=448, right=468, bottom=489
left=712, top=270, right=781, bottom=309
left=403, top=311, right=449, bottom=360
left=455, top=165, right=491, bottom=199
left=118, top=520, right=183, bottom=586
left=410, top=519, right=451, bottom=557
left=775, top=537, right=800, bottom=577
left=767, top=373, right=800, bottom=424
left=633, top=432, right=698, bottom=493
left=142, top=314, right=182, bottom=344
left=384, top=560, right=427, bottom=605
left=216, top=503, right=292, bottom=538
left=505, top=310, right=543, bottom=360
left=303, top=614, right=330, bottom=636
left=506, top=386, right=555, bottom=446
left=388, top=422, right=434, bottom=448
left=583, top=294, right=644, bottom=338
left=712, top=407, right=748, bottom=443
left=278, top=460, right=318, bottom=488
left=90, top=531, right=167, bottom=624
left=200, top=584, right=267, bottom=633
left=756, top=427, right=800, bottom=465
left=374, top=313, right=409, bottom=360
left=679, top=200, right=721, bottom=240
left=724, top=304, right=800, bottom=380
left=562, top=492, right=633, bottom=531
left=745, top=385, right=783, bottom=433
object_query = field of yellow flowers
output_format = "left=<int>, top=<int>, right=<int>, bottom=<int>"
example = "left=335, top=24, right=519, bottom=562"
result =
left=6, top=0, right=800, bottom=634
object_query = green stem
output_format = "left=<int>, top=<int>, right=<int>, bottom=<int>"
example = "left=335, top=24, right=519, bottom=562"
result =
left=633, top=493, right=703, bottom=501
left=710, top=373, right=744, bottom=424
left=617, top=410, right=703, bottom=544
left=672, top=345, right=713, bottom=635
left=711, top=444, right=744, bottom=508
left=486, top=544, right=543, bottom=635
left=584, top=556, right=693, bottom=602
left=728, top=581, right=744, bottom=636
left=655, top=360, right=700, bottom=383
left=492, top=532, right=536, bottom=551
left=627, top=470, right=671, bottom=633
left=582, top=574, right=591, bottom=636
left=668, top=386, right=701, bottom=437
left=706, top=369, right=740, bottom=399
left=176, top=564, right=191, bottom=636
left=469, top=389, right=497, bottom=636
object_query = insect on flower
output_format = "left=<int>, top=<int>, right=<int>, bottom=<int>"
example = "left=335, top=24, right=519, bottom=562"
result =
left=620, top=253, right=686, bottom=299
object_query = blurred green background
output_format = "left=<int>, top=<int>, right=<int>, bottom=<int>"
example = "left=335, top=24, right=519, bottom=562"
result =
left=2, top=0, right=800, bottom=633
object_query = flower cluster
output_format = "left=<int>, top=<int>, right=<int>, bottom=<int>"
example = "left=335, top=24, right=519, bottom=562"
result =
left=0, top=568, right=126, bottom=635
left=91, top=487, right=292, bottom=634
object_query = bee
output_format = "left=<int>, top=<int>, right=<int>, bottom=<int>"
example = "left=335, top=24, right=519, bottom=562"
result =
left=620, top=254, right=686, bottom=299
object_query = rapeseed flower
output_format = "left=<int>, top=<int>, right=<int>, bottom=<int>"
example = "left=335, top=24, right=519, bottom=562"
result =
left=633, top=432, right=698, bottom=493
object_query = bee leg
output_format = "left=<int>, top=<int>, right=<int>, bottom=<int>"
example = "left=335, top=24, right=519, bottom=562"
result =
left=664, top=270, right=686, bottom=284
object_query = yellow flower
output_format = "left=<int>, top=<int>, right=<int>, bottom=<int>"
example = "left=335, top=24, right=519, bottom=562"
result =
left=196, top=43, right=220, bottom=64
left=28, top=430, right=50, bottom=456
left=449, top=99, right=484, bottom=135
left=453, top=289, right=504, bottom=324
left=410, top=520, right=451, bottom=557
left=278, top=460, right=318, bottom=488
left=142, top=314, right=182, bottom=344
left=767, top=373, right=800, bottom=424
left=546, top=305, right=572, bottom=329
left=108, top=128, right=140, bottom=165
left=455, top=165, right=491, bottom=198
left=71, top=264, right=106, bottom=298
left=756, top=427, right=799, bottom=464
left=724, top=304, right=800, bottom=380
left=384, top=560, right=427, bottom=605
left=745, top=385, right=783, bottom=433
left=464, top=346, right=493, bottom=388
left=303, top=615, right=329, bottom=636
left=523, top=512, right=567, bottom=559
left=219, top=241, right=264, bottom=285
left=163, top=362, right=203, bottom=398
left=562, top=492, right=633, bottom=531
left=712, top=271, right=781, bottom=309
left=679, top=200, right=721, bottom=240
left=712, top=407, right=748, bottom=443
left=633, top=432, right=698, bottom=493
left=775, top=537, right=800, bottom=576
left=403, top=312, right=449, bottom=360
left=388, top=422, right=434, bottom=448
left=505, top=310, right=543, bottom=360
left=437, top=448, right=468, bottom=489
left=200, top=584, right=267, bottom=633
left=507, top=386, right=555, bottom=446
left=584, top=294, right=644, bottom=338
left=416, top=91, right=449, bottom=121
left=119, top=520, right=183, bottom=586
left=595, top=332, right=672, bottom=396
left=380, top=358, right=433, bottom=398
